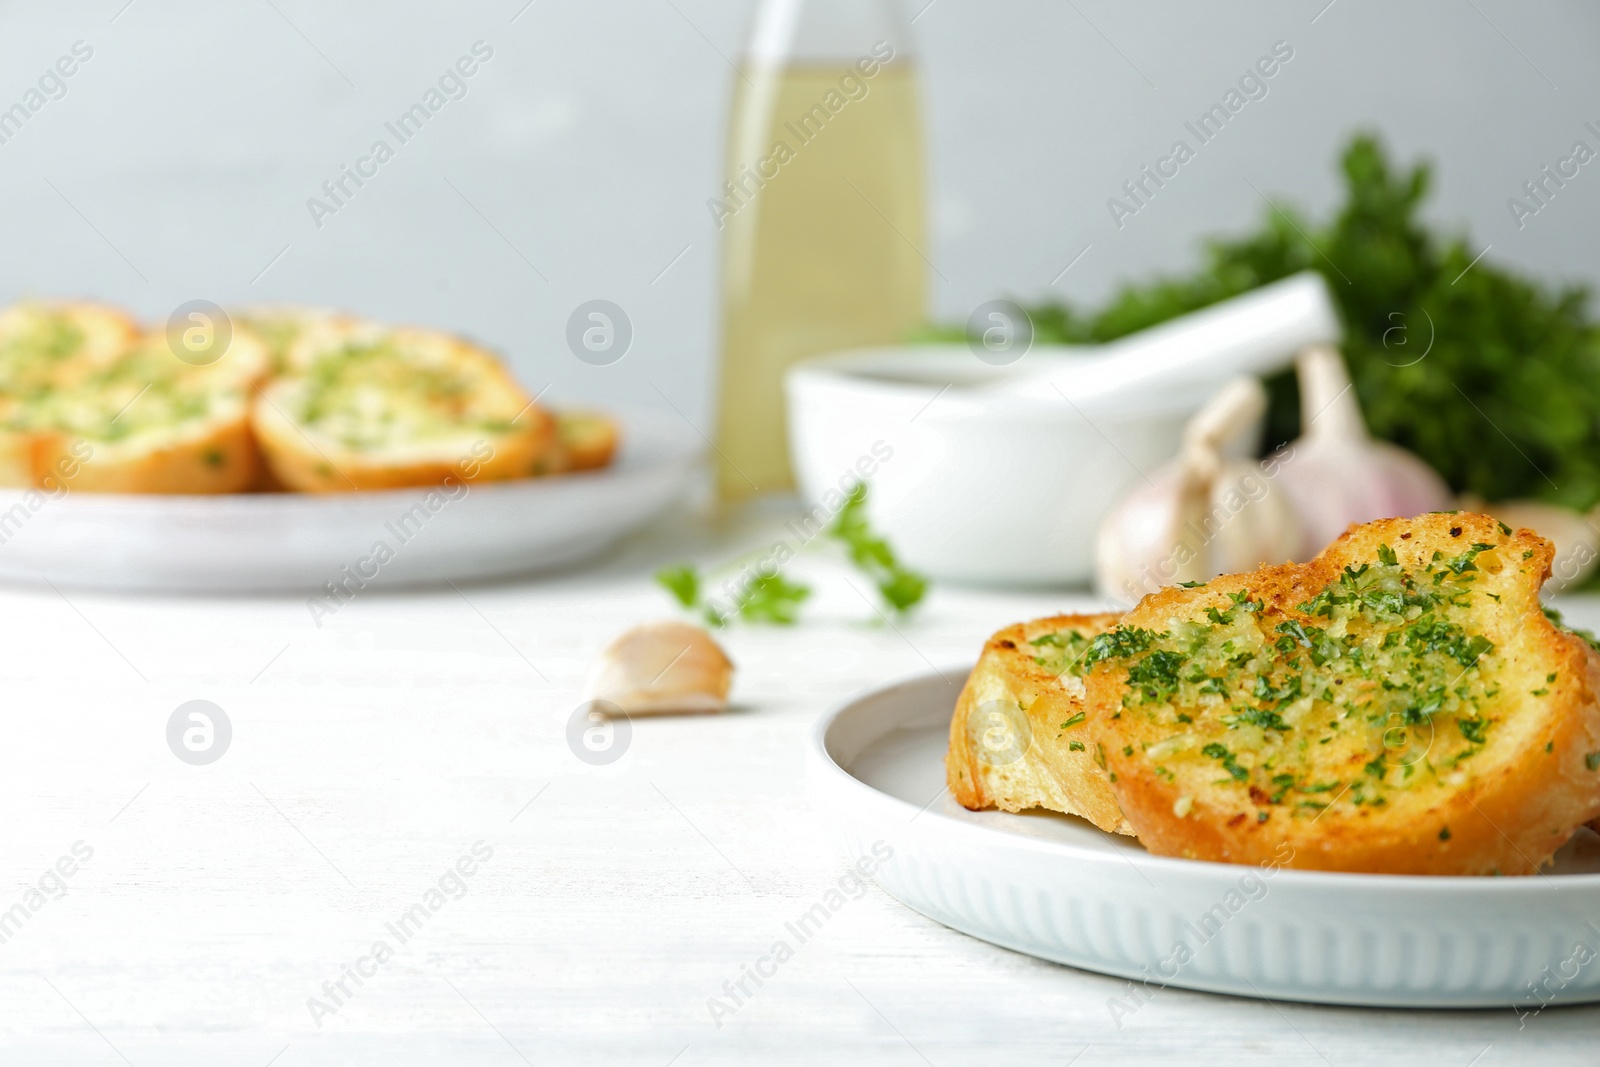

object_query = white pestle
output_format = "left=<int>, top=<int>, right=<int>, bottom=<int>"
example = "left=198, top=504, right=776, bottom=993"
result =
left=990, top=271, right=1342, bottom=404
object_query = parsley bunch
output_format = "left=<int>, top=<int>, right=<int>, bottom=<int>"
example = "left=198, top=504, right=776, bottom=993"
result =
left=918, top=134, right=1600, bottom=509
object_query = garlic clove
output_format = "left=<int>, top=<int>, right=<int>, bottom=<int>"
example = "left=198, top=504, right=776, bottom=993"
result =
left=1095, top=466, right=1194, bottom=602
left=1277, top=440, right=1454, bottom=559
left=1206, top=458, right=1303, bottom=574
left=1461, top=497, right=1600, bottom=592
left=1182, top=376, right=1267, bottom=454
left=583, top=620, right=733, bottom=714
left=1096, top=376, right=1301, bottom=602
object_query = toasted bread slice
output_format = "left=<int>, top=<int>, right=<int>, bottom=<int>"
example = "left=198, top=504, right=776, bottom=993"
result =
left=541, top=410, right=620, bottom=475
left=0, top=302, right=139, bottom=485
left=948, top=613, right=1133, bottom=835
left=253, top=320, right=554, bottom=492
left=1083, top=512, right=1600, bottom=875
left=20, top=329, right=269, bottom=493
left=231, top=305, right=338, bottom=374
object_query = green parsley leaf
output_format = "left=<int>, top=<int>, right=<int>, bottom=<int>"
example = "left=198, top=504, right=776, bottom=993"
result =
left=827, top=483, right=928, bottom=615
left=655, top=564, right=700, bottom=610
left=736, top=573, right=811, bottom=625
left=1201, top=742, right=1249, bottom=782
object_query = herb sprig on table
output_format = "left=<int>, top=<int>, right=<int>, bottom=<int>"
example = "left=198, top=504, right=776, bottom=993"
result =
left=656, top=563, right=812, bottom=627
left=823, top=485, right=929, bottom=613
left=918, top=134, right=1600, bottom=510
left=655, top=485, right=927, bottom=626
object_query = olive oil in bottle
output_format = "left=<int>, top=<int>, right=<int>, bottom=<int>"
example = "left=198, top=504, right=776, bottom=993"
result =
left=712, top=0, right=926, bottom=497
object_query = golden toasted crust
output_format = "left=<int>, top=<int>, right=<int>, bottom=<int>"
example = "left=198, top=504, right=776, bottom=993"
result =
left=947, top=612, right=1132, bottom=834
left=1087, top=512, right=1600, bottom=875
left=252, top=322, right=554, bottom=492
left=34, top=411, right=262, bottom=494
left=0, top=426, right=35, bottom=486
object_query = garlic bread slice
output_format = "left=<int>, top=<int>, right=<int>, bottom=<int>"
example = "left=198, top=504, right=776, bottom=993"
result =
left=1084, top=512, right=1600, bottom=875
left=22, top=329, right=269, bottom=493
left=948, top=612, right=1132, bottom=835
left=253, top=321, right=554, bottom=492
left=0, top=301, right=135, bottom=392
left=231, top=305, right=337, bottom=374
left=541, top=410, right=620, bottom=474
left=0, top=302, right=138, bottom=485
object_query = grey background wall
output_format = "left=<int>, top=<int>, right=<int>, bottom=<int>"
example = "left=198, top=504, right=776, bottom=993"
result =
left=1, top=0, right=1596, bottom=425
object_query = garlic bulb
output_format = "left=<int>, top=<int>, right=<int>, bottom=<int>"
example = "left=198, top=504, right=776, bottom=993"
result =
left=1459, top=495, right=1600, bottom=591
left=583, top=621, right=733, bottom=714
left=1274, top=345, right=1452, bottom=559
left=1096, top=377, right=1303, bottom=602
left=1097, top=347, right=1457, bottom=601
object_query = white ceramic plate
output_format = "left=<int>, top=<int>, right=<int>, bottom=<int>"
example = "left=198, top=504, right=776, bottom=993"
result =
left=0, top=410, right=700, bottom=592
left=807, top=667, right=1600, bottom=1008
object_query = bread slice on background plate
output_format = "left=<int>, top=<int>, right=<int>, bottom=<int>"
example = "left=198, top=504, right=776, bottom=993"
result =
left=541, top=410, right=620, bottom=475
left=947, top=612, right=1133, bottom=835
left=1084, top=512, right=1600, bottom=875
left=231, top=305, right=338, bottom=374
left=20, top=328, right=270, bottom=493
left=252, top=320, right=554, bottom=492
left=0, top=302, right=139, bottom=485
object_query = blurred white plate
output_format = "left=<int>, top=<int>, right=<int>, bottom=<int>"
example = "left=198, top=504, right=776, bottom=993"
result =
left=0, top=410, right=700, bottom=592
left=808, top=667, right=1600, bottom=1008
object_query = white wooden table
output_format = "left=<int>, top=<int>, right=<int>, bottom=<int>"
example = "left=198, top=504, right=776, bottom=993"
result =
left=2, top=499, right=1597, bottom=1065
